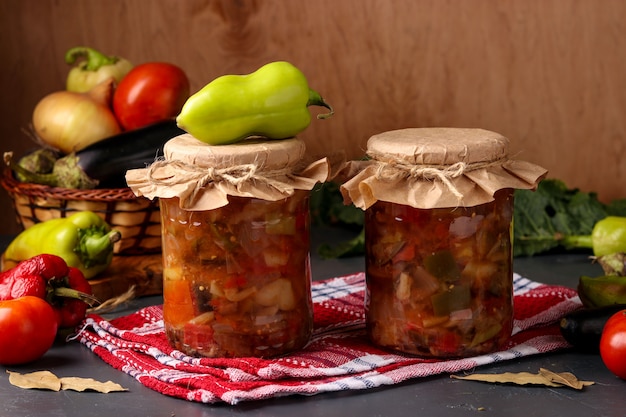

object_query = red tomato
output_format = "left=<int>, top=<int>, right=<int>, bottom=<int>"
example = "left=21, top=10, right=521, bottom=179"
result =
left=0, top=296, right=58, bottom=365
left=599, top=309, right=626, bottom=379
left=113, top=62, right=190, bottom=131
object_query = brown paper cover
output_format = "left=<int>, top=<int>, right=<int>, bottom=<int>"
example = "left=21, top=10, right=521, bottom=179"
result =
left=126, top=134, right=329, bottom=211
left=340, top=128, right=547, bottom=210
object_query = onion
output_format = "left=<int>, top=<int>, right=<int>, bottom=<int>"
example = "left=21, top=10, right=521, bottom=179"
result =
left=32, top=78, right=121, bottom=153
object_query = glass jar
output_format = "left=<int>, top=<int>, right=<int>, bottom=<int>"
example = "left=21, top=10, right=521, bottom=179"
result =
left=161, top=191, right=312, bottom=358
left=126, top=134, right=329, bottom=358
left=340, top=128, right=547, bottom=358
left=365, top=189, right=514, bottom=357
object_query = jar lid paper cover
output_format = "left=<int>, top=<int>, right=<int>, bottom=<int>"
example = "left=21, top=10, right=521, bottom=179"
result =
left=126, top=134, right=329, bottom=210
left=340, top=128, right=548, bottom=210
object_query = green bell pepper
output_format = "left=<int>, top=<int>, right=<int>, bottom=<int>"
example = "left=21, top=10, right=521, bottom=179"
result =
left=578, top=275, right=626, bottom=308
left=564, top=216, right=626, bottom=257
left=3, top=211, right=121, bottom=279
left=577, top=252, right=626, bottom=308
left=176, top=61, right=333, bottom=145
left=65, top=46, right=133, bottom=93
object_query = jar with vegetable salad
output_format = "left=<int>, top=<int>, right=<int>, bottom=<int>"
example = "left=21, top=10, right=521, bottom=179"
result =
left=340, top=128, right=547, bottom=358
left=126, top=134, right=329, bottom=358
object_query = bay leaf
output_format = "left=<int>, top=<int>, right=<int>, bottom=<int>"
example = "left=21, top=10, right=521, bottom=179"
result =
left=60, top=377, right=128, bottom=393
left=451, top=371, right=563, bottom=387
left=451, top=368, right=594, bottom=390
left=539, top=368, right=594, bottom=389
left=7, top=370, right=128, bottom=393
left=7, top=370, right=61, bottom=391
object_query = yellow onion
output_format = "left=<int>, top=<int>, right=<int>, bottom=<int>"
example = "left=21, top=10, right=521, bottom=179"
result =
left=32, top=78, right=121, bottom=153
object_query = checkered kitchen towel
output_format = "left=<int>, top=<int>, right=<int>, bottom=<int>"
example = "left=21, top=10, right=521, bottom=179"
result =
left=76, top=272, right=582, bottom=404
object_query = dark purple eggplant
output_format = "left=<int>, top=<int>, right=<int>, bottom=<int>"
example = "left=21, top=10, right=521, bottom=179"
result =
left=75, top=119, right=185, bottom=188
left=559, top=304, right=626, bottom=353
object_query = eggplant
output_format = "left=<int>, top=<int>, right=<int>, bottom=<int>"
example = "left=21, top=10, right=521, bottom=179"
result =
left=76, top=119, right=185, bottom=188
left=559, top=304, right=626, bottom=353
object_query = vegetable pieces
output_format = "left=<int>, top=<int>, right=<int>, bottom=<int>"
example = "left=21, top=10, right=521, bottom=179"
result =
left=160, top=190, right=313, bottom=358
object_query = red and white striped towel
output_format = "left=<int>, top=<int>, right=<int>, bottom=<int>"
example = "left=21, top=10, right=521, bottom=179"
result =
left=76, top=272, right=581, bottom=405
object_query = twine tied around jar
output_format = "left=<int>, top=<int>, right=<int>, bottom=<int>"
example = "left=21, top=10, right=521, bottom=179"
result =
left=372, top=156, right=507, bottom=200
left=145, top=158, right=295, bottom=202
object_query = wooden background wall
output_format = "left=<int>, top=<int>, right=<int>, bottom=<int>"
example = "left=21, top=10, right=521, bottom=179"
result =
left=1, top=0, right=625, bottom=235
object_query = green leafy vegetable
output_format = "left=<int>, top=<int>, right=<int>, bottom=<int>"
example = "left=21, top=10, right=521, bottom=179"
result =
left=513, top=179, right=604, bottom=256
left=607, top=199, right=626, bottom=216
left=513, top=179, right=626, bottom=256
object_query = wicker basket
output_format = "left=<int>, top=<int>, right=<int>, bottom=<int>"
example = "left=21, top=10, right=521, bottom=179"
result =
left=1, top=168, right=161, bottom=255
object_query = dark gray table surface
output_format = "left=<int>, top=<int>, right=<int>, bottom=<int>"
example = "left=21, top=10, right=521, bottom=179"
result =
left=1, top=227, right=624, bottom=417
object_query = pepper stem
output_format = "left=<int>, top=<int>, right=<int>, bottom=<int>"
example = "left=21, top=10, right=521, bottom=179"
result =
left=65, top=46, right=118, bottom=71
left=76, top=226, right=122, bottom=268
left=53, top=286, right=100, bottom=307
left=561, top=234, right=594, bottom=250
left=308, top=89, right=334, bottom=119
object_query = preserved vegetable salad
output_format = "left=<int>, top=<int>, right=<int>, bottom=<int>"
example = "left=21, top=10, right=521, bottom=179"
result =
left=365, top=189, right=514, bottom=357
left=161, top=190, right=313, bottom=358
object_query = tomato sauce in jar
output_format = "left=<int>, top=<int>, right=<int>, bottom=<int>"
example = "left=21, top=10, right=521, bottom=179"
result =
left=340, top=128, right=547, bottom=358
left=126, top=134, right=329, bottom=358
